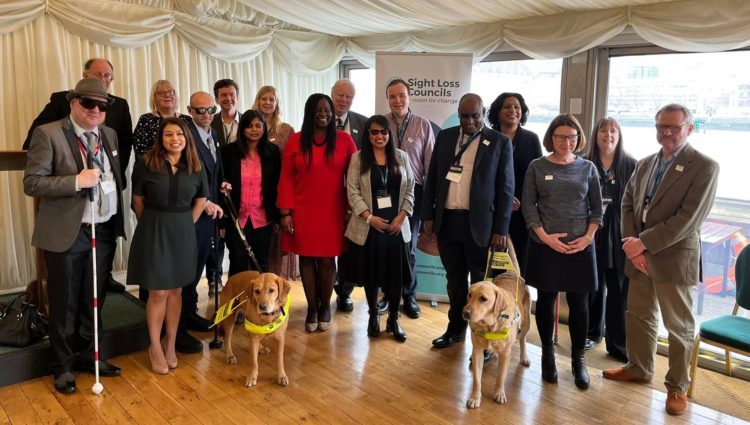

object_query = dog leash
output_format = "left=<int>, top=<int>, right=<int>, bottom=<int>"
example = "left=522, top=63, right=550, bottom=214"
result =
left=244, top=295, right=292, bottom=335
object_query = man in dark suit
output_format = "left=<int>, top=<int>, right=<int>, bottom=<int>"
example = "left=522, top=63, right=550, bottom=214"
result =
left=24, top=78, right=125, bottom=394
left=177, top=91, right=228, bottom=352
left=331, top=78, right=368, bottom=312
left=207, top=79, right=241, bottom=295
left=23, top=58, right=133, bottom=294
left=422, top=93, right=514, bottom=348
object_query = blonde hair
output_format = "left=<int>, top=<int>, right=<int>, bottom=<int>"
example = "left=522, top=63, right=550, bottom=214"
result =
left=252, top=85, right=283, bottom=134
left=149, top=80, right=179, bottom=114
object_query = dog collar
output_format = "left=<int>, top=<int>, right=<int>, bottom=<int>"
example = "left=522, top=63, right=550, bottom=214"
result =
left=244, top=295, right=291, bottom=335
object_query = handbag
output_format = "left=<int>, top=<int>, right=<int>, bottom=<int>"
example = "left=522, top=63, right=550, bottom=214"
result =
left=0, top=292, right=48, bottom=347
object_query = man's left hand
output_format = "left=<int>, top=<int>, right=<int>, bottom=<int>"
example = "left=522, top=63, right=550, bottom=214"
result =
left=205, top=201, right=224, bottom=219
left=622, top=236, right=646, bottom=259
left=491, top=234, right=507, bottom=250
left=220, top=182, right=232, bottom=192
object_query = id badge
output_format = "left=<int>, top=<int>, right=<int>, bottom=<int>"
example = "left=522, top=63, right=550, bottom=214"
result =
left=100, top=172, right=116, bottom=195
left=446, top=165, right=463, bottom=183
left=376, top=195, right=392, bottom=209
left=642, top=208, right=649, bottom=223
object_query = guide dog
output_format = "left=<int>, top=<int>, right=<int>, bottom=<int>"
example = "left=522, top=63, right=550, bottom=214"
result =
left=462, top=245, right=531, bottom=408
left=220, top=271, right=291, bottom=387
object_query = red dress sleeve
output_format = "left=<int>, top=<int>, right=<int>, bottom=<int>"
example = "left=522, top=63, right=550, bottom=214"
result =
left=277, top=132, right=300, bottom=210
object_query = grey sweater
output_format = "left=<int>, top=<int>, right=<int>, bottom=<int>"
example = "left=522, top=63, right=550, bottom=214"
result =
left=522, top=156, right=603, bottom=244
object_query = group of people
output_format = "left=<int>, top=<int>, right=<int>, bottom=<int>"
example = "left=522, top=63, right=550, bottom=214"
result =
left=23, top=57, right=719, bottom=417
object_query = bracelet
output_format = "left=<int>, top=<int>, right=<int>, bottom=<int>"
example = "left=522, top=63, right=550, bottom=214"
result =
left=366, top=215, right=373, bottom=224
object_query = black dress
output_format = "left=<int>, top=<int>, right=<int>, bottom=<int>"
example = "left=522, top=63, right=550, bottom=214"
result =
left=127, top=159, right=208, bottom=290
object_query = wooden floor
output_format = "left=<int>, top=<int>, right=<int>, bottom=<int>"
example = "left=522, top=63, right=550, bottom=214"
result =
left=1, top=281, right=748, bottom=425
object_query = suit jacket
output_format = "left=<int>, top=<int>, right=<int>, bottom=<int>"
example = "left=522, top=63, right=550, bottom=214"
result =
left=23, top=118, right=125, bottom=252
left=345, top=149, right=415, bottom=245
left=220, top=142, right=281, bottom=225
left=23, top=91, right=133, bottom=188
left=189, top=122, right=224, bottom=205
left=347, top=110, right=368, bottom=149
left=621, top=143, right=719, bottom=285
left=422, top=125, right=514, bottom=247
left=211, top=111, right=242, bottom=147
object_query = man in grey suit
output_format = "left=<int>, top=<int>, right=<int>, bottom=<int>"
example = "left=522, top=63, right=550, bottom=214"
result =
left=603, top=104, right=719, bottom=416
left=422, top=93, right=514, bottom=348
left=24, top=78, right=125, bottom=394
left=331, top=78, right=368, bottom=312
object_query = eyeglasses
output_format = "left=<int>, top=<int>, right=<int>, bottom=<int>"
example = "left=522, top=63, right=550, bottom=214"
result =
left=156, top=89, right=176, bottom=98
left=190, top=106, right=217, bottom=115
left=655, top=124, right=685, bottom=133
left=85, top=71, right=113, bottom=80
left=553, top=134, right=578, bottom=142
left=369, top=129, right=389, bottom=136
left=78, top=97, right=111, bottom=112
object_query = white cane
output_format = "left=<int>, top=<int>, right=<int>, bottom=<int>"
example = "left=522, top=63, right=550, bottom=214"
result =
left=87, top=159, right=104, bottom=395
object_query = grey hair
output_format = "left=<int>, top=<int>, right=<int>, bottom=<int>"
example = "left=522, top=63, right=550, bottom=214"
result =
left=655, top=103, right=694, bottom=125
left=331, top=78, right=355, bottom=95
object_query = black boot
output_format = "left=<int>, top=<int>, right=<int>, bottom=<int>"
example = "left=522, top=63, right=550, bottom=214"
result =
left=386, top=313, right=406, bottom=342
left=367, top=314, right=381, bottom=337
left=572, top=349, right=590, bottom=390
left=541, top=344, right=558, bottom=383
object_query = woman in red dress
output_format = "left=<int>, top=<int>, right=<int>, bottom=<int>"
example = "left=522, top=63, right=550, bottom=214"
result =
left=278, top=93, right=356, bottom=332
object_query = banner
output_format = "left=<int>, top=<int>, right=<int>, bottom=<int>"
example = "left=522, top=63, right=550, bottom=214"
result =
left=375, top=51, right=472, bottom=303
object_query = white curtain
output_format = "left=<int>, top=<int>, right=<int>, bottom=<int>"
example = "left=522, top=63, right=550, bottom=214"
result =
left=2, top=0, right=750, bottom=291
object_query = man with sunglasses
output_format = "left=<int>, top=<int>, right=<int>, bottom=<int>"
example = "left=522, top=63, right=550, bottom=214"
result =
left=23, top=58, right=133, bottom=295
left=603, top=104, right=719, bottom=416
left=179, top=92, right=229, bottom=347
left=24, top=78, right=126, bottom=394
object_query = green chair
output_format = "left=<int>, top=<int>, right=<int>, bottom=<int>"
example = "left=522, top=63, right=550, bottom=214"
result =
left=688, top=243, right=750, bottom=397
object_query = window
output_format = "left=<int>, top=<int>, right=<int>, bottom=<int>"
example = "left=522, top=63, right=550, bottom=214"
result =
left=349, top=68, right=376, bottom=117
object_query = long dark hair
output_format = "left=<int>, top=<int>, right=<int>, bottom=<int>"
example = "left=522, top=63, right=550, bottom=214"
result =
left=236, top=109, right=272, bottom=160
left=586, top=117, right=633, bottom=185
left=144, top=117, right=201, bottom=174
left=300, top=93, right=336, bottom=164
left=359, top=115, right=400, bottom=177
left=488, top=92, right=530, bottom=130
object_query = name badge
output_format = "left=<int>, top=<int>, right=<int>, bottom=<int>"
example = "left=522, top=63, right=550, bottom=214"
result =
left=545, top=175, right=553, bottom=181
left=482, top=139, right=490, bottom=146
left=100, top=172, right=116, bottom=195
left=675, top=165, right=684, bottom=172
left=377, top=196, right=392, bottom=209
left=642, top=208, right=649, bottom=223
left=446, top=165, right=463, bottom=183
left=352, top=129, right=359, bottom=134
left=407, top=136, right=414, bottom=143
left=112, top=150, right=118, bottom=157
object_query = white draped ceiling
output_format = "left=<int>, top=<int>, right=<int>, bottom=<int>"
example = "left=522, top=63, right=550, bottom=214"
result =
left=2, top=0, right=749, bottom=291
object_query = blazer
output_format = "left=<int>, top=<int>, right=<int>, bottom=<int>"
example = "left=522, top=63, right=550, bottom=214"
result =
left=220, top=142, right=281, bottom=224
left=422, top=125, right=514, bottom=247
left=23, top=91, right=133, bottom=188
left=347, top=110, right=368, bottom=149
left=211, top=111, right=242, bottom=147
left=345, top=149, right=415, bottom=245
left=24, top=118, right=125, bottom=252
left=189, top=122, right=224, bottom=205
left=621, top=143, right=719, bottom=285
left=511, top=126, right=543, bottom=199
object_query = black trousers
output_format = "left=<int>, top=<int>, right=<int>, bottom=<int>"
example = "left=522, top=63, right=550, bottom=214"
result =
left=587, top=276, right=606, bottom=342
left=602, top=267, right=629, bottom=358
left=436, top=212, right=487, bottom=334
left=536, top=290, right=589, bottom=351
left=183, top=214, right=215, bottom=319
left=205, top=236, right=225, bottom=283
left=45, top=220, right=116, bottom=375
left=226, top=219, right=272, bottom=276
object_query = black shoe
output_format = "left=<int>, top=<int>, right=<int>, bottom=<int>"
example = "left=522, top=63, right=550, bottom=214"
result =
left=468, top=350, right=493, bottom=367
left=402, top=297, right=421, bottom=319
left=175, top=328, right=203, bottom=354
left=337, top=295, right=354, bottom=313
left=607, top=350, right=628, bottom=363
left=572, top=349, right=590, bottom=390
left=53, top=371, right=76, bottom=394
left=541, top=344, right=558, bottom=383
left=584, top=338, right=599, bottom=350
left=183, top=311, right=212, bottom=332
left=432, top=331, right=465, bottom=348
left=376, top=297, right=389, bottom=315
left=386, top=313, right=406, bottom=342
left=74, top=360, right=121, bottom=377
left=106, top=276, right=126, bottom=293
left=367, top=314, right=380, bottom=337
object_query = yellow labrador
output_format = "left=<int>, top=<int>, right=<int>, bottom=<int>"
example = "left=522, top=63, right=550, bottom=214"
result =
left=462, top=271, right=531, bottom=408
left=220, top=271, right=291, bottom=387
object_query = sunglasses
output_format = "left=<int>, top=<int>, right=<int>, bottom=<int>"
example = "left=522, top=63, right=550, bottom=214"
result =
left=369, top=129, right=389, bottom=136
left=190, top=106, right=217, bottom=115
left=78, top=97, right=111, bottom=112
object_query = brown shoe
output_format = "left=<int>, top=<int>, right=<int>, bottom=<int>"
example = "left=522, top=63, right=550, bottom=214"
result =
left=665, top=391, right=687, bottom=415
left=602, top=367, right=651, bottom=383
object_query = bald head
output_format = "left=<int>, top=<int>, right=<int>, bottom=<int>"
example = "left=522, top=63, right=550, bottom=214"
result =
left=458, top=93, right=485, bottom=135
left=82, top=58, right=115, bottom=90
left=188, top=91, right=216, bottom=131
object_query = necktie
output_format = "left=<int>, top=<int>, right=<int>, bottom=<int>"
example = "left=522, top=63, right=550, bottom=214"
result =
left=83, top=131, right=98, bottom=154
left=336, top=117, right=344, bottom=130
left=206, top=135, right=216, bottom=161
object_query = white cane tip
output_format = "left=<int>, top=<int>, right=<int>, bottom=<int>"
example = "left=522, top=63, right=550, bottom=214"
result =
left=92, top=382, right=104, bottom=395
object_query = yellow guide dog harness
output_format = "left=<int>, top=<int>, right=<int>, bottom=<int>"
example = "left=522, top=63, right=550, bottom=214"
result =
left=244, top=295, right=292, bottom=335
left=469, top=248, right=520, bottom=340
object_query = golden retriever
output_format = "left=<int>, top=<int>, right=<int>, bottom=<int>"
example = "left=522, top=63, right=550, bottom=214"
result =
left=220, top=271, right=291, bottom=387
left=462, top=269, right=531, bottom=408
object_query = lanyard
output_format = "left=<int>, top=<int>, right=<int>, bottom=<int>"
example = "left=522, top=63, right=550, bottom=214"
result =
left=647, top=155, right=671, bottom=201
left=392, top=111, right=412, bottom=148
left=375, top=164, right=389, bottom=190
left=70, top=119, right=105, bottom=172
left=453, top=129, right=481, bottom=165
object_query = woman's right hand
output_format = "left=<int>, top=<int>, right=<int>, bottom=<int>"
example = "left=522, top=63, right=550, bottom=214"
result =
left=512, top=196, right=521, bottom=211
left=368, top=215, right=390, bottom=233
left=541, top=232, right=572, bottom=254
left=281, top=215, right=294, bottom=234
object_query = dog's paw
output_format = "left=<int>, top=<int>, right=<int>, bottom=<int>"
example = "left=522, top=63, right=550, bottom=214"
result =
left=226, top=356, right=237, bottom=365
left=245, top=375, right=258, bottom=387
left=466, top=398, right=481, bottom=409
left=277, top=375, right=289, bottom=386
left=258, top=346, right=271, bottom=355
left=493, top=392, right=507, bottom=404
left=520, top=355, right=530, bottom=367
